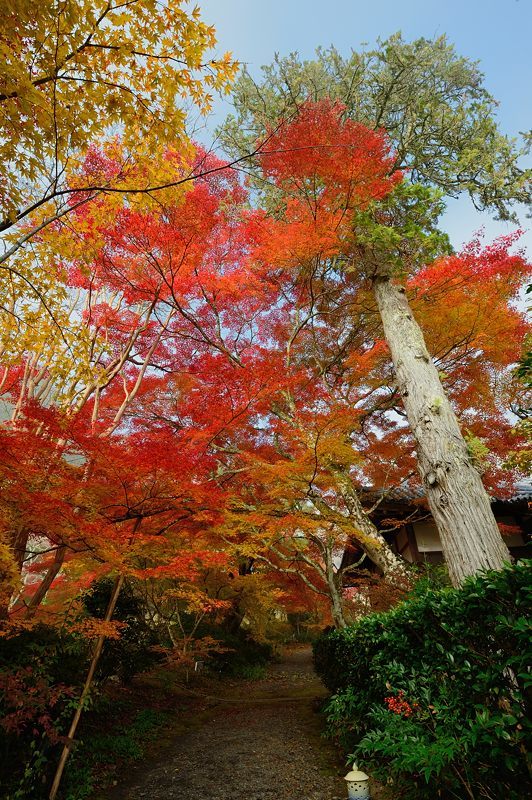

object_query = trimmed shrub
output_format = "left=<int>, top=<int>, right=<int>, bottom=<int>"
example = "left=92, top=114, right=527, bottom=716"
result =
left=313, top=560, right=532, bottom=800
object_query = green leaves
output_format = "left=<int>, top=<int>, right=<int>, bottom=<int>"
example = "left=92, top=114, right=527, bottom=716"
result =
left=220, top=33, right=530, bottom=221
left=314, top=561, right=532, bottom=799
left=351, top=182, right=452, bottom=278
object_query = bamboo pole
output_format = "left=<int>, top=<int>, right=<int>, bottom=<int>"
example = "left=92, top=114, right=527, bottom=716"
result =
left=48, top=573, right=124, bottom=800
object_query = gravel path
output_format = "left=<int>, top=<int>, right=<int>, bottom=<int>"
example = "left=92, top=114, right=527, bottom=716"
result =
left=104, top=647, right=346, bottom=800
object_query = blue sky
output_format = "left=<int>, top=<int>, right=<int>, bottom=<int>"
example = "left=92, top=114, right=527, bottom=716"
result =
left=198, top=0, right=531, bottom=255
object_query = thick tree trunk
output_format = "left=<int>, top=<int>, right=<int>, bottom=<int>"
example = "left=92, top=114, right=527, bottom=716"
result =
left=373, top=276, right=510, bottom=586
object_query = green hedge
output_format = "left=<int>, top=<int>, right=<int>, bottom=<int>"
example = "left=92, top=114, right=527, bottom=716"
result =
left=313, top=560, right=532, bottom=800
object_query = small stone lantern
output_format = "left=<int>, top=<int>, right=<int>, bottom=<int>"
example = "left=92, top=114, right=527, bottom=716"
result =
left=344, top=763, right=370, bottom=799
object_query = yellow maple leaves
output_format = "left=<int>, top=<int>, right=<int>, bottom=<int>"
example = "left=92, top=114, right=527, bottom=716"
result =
left=0, top=0, right=237, bottom=230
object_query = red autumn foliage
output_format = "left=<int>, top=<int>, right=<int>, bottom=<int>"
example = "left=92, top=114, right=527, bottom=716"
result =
left=0, top=99, right=528, bottom=634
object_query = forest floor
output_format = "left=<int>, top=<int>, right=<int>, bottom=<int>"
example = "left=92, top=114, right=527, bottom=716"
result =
left=88, top=646, right=387, bottom=800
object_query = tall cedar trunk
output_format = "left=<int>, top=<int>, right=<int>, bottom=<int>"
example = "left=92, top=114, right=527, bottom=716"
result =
left=373, top=276, right=510, bottom=586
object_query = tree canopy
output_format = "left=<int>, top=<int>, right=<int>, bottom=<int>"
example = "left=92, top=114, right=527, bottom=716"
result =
left=0, top=21, right=530, bottom=797
left=221, top=34, right=530, bottom=218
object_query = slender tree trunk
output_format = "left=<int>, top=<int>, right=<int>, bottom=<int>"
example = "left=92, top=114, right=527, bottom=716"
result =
left=25, top=544, right=67, bottom=615
left=324, top=546, right=347, bottom=628
left=48, top=573, right=125, bottom=800
left=11, top=526, right=30, bottom=572
left=0, top=527, right=29, bottom=618
left=347, top=515, right=408, bottom=582
left=333, top=471, right=410, bottom=586
left=373, top=276, right=510, bottom=586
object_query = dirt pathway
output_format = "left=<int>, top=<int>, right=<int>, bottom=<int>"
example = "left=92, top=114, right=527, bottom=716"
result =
left=103, top=647, right=346, bottom=800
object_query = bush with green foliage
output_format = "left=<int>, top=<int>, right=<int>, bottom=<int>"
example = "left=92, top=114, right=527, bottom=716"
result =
left=313, top=561, right=531, bottom=800
left=0, top=580, right=165, bottom=798
left=208, top=628, right=273, bottom=677
left=0, top=624, right=87, bottom=799
left=82, top=578, right=163, bottom=683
